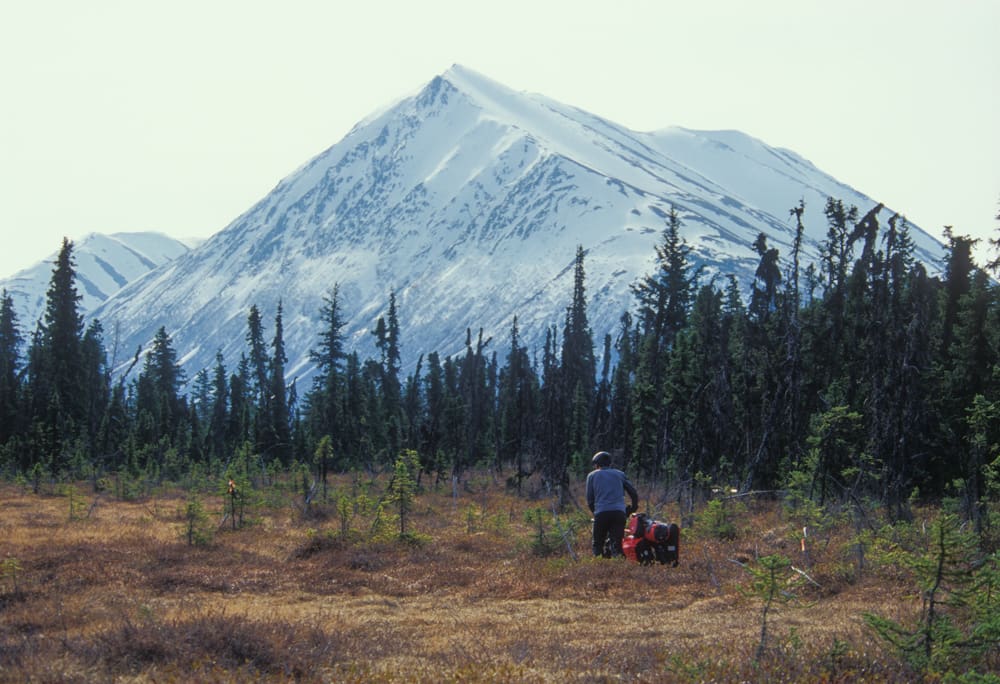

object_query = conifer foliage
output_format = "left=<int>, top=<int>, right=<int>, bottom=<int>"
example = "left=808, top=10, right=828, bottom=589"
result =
left=2, top=202, right=1000, bottom=531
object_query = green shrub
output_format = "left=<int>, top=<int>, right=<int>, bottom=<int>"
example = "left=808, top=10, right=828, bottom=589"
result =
left=181, top=494, right=214, bottom=546
left=864, top=513, right=1000, bottom=677
left=694, top=499, right=739, bottom=540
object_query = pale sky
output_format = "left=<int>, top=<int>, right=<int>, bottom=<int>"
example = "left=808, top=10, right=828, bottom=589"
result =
left=2, top=0, right=997, bottom=279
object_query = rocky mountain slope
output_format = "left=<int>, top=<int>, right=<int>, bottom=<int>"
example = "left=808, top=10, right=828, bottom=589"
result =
left=2, top=232, right=191, bottom=332
left=90, top=65, right=942, bottom=384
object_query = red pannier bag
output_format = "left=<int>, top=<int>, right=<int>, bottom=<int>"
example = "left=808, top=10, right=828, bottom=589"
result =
left=623, top=513, right=680, bottom=566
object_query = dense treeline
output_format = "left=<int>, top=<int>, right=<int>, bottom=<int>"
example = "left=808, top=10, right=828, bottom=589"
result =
left=2, top=199, right=1000, bottom=523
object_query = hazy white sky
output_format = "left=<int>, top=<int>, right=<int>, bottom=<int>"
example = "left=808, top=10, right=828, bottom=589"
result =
left=2, top=0, right=997, bottom=279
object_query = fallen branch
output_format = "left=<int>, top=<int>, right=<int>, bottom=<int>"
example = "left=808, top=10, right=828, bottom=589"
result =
left=721, top=489, right=787, bottom=501
left=790, top=565, right=822, bottom=588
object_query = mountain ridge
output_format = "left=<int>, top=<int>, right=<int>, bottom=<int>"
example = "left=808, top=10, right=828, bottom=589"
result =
left=88, top=65, right=943, bottom=385
left=1, top=232, right=191, bottom=332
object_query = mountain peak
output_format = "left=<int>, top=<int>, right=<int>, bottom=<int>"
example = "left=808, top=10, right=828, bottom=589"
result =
left=438, top=64, right=516, bottom=102
left=89, top=68, right=943, bottom=387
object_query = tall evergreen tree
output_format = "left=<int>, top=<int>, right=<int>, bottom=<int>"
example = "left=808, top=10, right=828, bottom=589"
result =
left=0, top=290, right=21, bottom=448
left=80, top=320, right=110, bottom=448
left=749, top=233, right=782, bottom=321
left=538, top=325, right=566, bottom=492
left=561, top=246, right=596, bottom=458
left=26, top=238, right=88, bottom=472
left=665, top=283, right=734, bottom=492
left=498, top=317, right=538, bottom=489
left=863, top=215, right=931, bottom=516
left=135, top=326, right=185, bottom=451
left=307, top=285, right=347, bottom=453
left=741, top=235, right=788, bottom=490
left=630, top=207, right=696, bottom=477
left=372, top=290, right=403, bottom=462
left=939, top=227, right=978, bottom=356
left=227, top=354, right=252, bottom=454
left=631, top=207, right=695, bottom=353
left=246, top=303, right=269, bottom=441
left=816, top=198, right=859, bottom=375
left=421, top=350, right=447, bottom=479
left=780, top=203, right=808, bottom=474
left=402, top=355, right=425, bottom=462
left=309, top=284, right=347, bottom=432
left=608, top=313, right=635, bottom=464
left=591, top=333, right=614, bottom=449
left=456, top=328, right=492, bottom=474
left=266, top=301, right=292, bottom=464
left=209, top=351, right=229, bottom=463
left=191, top=368, right=213, bottom=426
left=940, top=267, right=994, bottom=522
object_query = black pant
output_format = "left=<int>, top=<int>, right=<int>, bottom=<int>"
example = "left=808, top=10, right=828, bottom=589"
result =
left=592, top=510, right=626, bottom=557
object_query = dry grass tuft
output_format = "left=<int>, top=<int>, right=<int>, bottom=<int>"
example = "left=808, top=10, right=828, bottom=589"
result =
left=85, top=609, right=336, bottom=679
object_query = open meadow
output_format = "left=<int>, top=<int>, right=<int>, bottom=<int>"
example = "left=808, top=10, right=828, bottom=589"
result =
left=0, top=474, right=986, bottom=683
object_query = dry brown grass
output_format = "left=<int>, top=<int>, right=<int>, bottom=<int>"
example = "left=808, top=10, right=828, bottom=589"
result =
left=0, top=476, right=925, bottom=682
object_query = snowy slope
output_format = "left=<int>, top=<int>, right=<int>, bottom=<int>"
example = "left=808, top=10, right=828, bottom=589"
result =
left=91, top=64, right=943, bottom=386
left=1, top=232, right=190, bottom=331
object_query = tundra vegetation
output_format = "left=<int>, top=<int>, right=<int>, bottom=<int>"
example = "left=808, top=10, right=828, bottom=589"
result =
left=1, top=474, right=998, bottom=682
left=2, top=200, right=1000, bottom=680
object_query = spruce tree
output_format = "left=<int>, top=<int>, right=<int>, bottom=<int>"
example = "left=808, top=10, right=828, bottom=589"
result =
left=372, top=291, right=403, bottom=463
left=940, top=268, right=995, bottom=523
left=0, top=290, right=21, bottom=448
left=741, top=235, right=787, bottom=490
left=561, top=246, right=596, bottom=459
left=866, top=214, right=932, bottom=516
left=339, top=352, right=369, bottom=467
left=308, top=285, right=347, bottom=448
left=780, top=203, right=807, bottom=475
left=27, top=238, right=87, bottom=472
left=665, top=283, right=733, bottom=492
left=80, top=320, right=110, bottom=452
left=402, top=355, right=424, bottom=457
left=227, top=354, right=252, bottom=454
left=267, top=301, right=292, bottom=464
left=95, top=382, right=130, bottom=473
left=815, top=198, right=859, bottom=383
left=456, top=328, right=492, bottom=474
left=245, top=304, right=269, bottom=440
left=939, top=227, right=978, bottom=357
left=134, top=326, right=185, bottom=452
left=538, top=325, right=568, bottom=498
left=191, top=368, right=213, bottom=426
left=630, top=207, right=696, bottom=478
left=631, top=207, right=694, bottom=354
left=208, top=351, right=229, bottom=463
left=591, top=333, right=613, bottom=450
left=608, top=313, right=636, bottom=464
left=498, top=317, right=538, bottom=490
left=749, top=233, right=782, bottom=321
left=421, top=351, right=447, bottom=479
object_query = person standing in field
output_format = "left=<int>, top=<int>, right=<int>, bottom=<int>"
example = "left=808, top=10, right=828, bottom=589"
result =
left=586, top=451, right=639, bottom=557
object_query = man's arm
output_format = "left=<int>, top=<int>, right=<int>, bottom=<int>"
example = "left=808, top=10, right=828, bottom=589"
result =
left=624, top=477, right=639, bottom=511
left=586, top=473, right=595, bottom=513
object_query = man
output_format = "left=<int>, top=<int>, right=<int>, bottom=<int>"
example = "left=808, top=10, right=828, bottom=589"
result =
left=586, top=451, right=639, bottom=557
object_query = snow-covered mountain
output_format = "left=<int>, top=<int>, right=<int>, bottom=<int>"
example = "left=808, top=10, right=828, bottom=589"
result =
left=91, top=64, right=943, bottom=386
left=1, top=232, right=191, bottom=331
